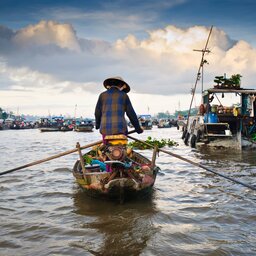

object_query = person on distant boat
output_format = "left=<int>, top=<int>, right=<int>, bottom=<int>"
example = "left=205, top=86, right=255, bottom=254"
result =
left=95, top=76, right=143, bottom=138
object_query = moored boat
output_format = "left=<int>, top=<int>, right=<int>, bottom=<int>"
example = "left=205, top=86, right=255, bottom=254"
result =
left=74, top=118, right=94, bottom=132
left=72, top=134, right=159, bottom=201
left=39, top=127, right=60, bottom=132
left=37, top=116, right=64, bottom=132
left=74, top=125, right=93, bottom=132
left=157, top=118, right=177, bottom=128
left=60, top=119, right=74, bottom=131
left=60, top=125, right=73, bottom=131
left=181, top=27, right=256, bottom=149
left=183, top=82, right=256, bottom=149
left=138, top=114, right=153, bottom=130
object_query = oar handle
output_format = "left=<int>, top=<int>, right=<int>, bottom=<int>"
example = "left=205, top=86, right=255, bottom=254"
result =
left=128, top=129, right=136, bottom=135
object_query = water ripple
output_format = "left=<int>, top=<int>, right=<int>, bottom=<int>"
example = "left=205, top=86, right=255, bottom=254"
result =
left=0, top=128, right=256, bottom=255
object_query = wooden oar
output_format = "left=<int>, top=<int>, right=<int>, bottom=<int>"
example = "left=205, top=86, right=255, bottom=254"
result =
left=127, top=135, right=256, bottom=191
left=0, top=140, right=102, bottom=176
left=0, top=130, right=137, bottom=176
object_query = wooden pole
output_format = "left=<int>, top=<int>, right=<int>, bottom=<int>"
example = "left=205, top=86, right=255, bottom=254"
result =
left=127, top=135, right=256, bottom=191
left=186, top=26, right=213, bottom=128
left=151, top=146, right=158, bottom=169
left=0, top=140, right=102, bottom=176
left=76, top=142, right=87, bottom=176
left=0, top=130, right=137, bottom=176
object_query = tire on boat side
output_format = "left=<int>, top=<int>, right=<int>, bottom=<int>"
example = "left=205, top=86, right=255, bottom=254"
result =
left=182, top=129, right=187, bottom=139
left=196, top=130, right=202, bottom=142
left=190, top=134, right=197, bottom=148
left=184, top=132, right=190, bottom=145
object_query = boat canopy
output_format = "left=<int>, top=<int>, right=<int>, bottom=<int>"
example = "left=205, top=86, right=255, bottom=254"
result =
left=138, top=114, right=152, bottom=120
left=204, top=88, right=256, bottom=95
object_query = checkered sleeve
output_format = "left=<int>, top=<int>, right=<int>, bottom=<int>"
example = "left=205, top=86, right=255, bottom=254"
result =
left=125, top=95, right=141, bottom=130
left=94, top=94, right=102, bottom=129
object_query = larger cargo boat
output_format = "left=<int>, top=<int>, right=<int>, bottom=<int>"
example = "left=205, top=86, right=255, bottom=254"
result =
left=183, top=85, right=256, bottom=149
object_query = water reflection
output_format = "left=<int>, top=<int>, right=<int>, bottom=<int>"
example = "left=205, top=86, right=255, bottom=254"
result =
left=72, top=188, right=159, bottom=255
left=195, top=146, right=256, bottom=165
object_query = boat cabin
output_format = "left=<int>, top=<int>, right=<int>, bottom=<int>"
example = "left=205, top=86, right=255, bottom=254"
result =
left=184, top=87, right=256, bottom=149
left=138, top=115, right=153, bottom=130
left=203, top=88, right=256, bottom=137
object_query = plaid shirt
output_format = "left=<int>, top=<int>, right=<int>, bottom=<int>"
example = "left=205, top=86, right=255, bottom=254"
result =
left=95, top=87, right=140, bottom=135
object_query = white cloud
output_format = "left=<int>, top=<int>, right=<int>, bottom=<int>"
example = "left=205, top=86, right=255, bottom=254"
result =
left=1, top=21, right=256, bottom=115
left=12, top=20, right=81, bottom=52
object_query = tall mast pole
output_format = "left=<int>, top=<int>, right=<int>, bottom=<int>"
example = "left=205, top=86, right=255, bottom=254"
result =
left=74, top=104, right=77, bottom=119
left=185, top=26, right=213, bottom=129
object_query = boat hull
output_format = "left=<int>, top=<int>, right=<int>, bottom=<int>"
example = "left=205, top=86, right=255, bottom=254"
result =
left=60, top=126, right=73, bottom=132
left=72, top=151, right=159, bottom=201
left=39, top=127, right=60, bottom=132
left=74, top=126, right=93, bottom=132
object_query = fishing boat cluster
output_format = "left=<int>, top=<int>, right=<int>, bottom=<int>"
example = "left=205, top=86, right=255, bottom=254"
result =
left=0, top=114, right=181, bottom=132
left=0, top=116, right=95, bottom=132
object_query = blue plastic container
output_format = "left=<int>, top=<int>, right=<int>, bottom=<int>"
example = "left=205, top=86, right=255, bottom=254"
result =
left=204, top=112, right=218, bottom=123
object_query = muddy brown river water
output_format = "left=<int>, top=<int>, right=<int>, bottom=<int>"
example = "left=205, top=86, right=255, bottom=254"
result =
left=0, top=127, right=255, bottom=255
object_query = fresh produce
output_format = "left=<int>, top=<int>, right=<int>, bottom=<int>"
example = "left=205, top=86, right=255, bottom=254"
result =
left=128, top=136, right=178, bottom=149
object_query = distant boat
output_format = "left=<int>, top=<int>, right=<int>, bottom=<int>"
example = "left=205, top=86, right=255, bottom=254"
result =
left=138, top=115, right=153, bottom=130
left=60, top=119, right=74, bottom=132
left=157, top=118, right=177, bottom=128
left=74, top=119, right=94, bottom=132
left=60, top=125, right=73, bottom=132
left=38, top=116, right=64, bottom=132
left=0, top=119, right=5, bottom=130
left=39, top=127, right=60, bottom=132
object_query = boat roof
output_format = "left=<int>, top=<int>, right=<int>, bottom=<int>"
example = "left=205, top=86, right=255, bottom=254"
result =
left=138, top=114, right=152, bottom=118
left=205, top=88, right=256, bottom=94
left=52, top=116, right=64, bottom=119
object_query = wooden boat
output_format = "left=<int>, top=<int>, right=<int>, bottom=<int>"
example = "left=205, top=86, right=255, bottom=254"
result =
left=183, top=86, right=256, bottom=149
left=72, top=135, right=159, bottom=201
left=74, top=125, right=93, bottom=132
left=157, top=118, right=177, bottom=128
left=39, top=127, right=60, bottom=132
left=60, top=125, right=73, bottom=132
left=138, top=115, right=153, bottom=130
left=74, top=119, right=94, bottom=132
left=181, top=27, right=256, bottom=149
left=38, top=116, right=64, bottom=132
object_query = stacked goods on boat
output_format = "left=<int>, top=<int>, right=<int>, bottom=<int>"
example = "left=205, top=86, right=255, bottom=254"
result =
left=73, top=135, right=159, bottom=200
left=183, top=77, right=256, bottom=149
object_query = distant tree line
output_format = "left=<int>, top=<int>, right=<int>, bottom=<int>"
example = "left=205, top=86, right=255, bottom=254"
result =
left=156, top=111, right=175, bottom=119
left=154, top=108, right=198, bottom=120
left=174, top=108, right=198, bottom=117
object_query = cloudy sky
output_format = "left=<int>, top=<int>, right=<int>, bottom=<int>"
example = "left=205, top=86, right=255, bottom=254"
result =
left=1, top=0, right=256, bottom=117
